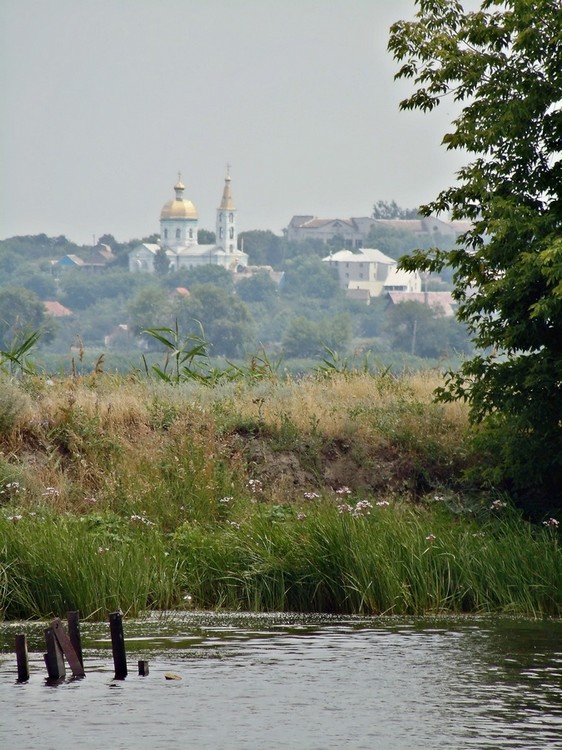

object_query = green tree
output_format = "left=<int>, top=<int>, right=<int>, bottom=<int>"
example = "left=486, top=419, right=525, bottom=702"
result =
left=282, top=314, right=351, bottom=359
left=239, top=230, right=283, bottom=266
left=349, top=296, right=388, bottom=338
left=372, top=200, right=421, bottom=220
left=282, top=255, right=340, bottom=300
left=166, top=264, right=234, bottom=292
left=128, top=288, right=174, bottom=338
left=384, top=301, right=471, bottom=359
left=59, top=269, right=143, bottom=310
left=7, top=264, right=57, bottom=299
left=0, top=287, right=51, bottom=348
left=153, top=247, right=171, bottom=276
left=326, top=233, right=346, bottom=251
left=236, top=272, right=279, bottom=304
left=197, top=229, right=216, bottom=244
left=389, top=0, right=562, bottom=505
left=173, top=284, right=254, bottom=357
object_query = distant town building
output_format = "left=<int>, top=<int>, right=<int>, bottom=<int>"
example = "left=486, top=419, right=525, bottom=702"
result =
left=322, top=248, right=421, bottom=303
left=287, top=214, right=471, bottom=247
left=129, top=171, right=248, bottom=273
left=43, top=300, right=73, bottom=317
left=56, top=244, right=115, bottom=272
left=386, top=291, right=457, bottom=317
left=286, top=216, right=375, bottom=248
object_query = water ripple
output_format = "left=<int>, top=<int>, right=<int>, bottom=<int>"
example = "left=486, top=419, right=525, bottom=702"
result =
left=2, top=614, right=562, bottom=749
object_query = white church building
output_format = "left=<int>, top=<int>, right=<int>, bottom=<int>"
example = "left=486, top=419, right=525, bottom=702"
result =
left=129, top=171, right=248, bottom=273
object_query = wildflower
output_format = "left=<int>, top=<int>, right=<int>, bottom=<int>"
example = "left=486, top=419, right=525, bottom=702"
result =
left=85, top=497, right=97, bottom=505
left=42, top=487, right=60, bottom=497
left=130, top=514, right=155, bottom=526
left=2, top=482, right=24, bottom=496
left=490, top=499, right=507, bottom=510
left=296, top=512, right=307, bottom=521
left=304, top=492, right=320, bottom=500
left=337, top=504, right=353, bottom=514
left=219, top=496, right=234, bottom=504
left=543, top=518, right=560, bottom=529
left=183, top=594, right=193, bottom=602
left=247, top=479, right=263, bottom=493
left=376, top=500, right=390, bottom=508
left=352, top=500, right=373, bottom=517
left=7, top=514, right=23, bottom=522
left=97, top=546, right=110, bottom=554
left=433, top=494, right=445, bottom=502
left=226, top=520, right=241, bottom=529
left=425, top=534, right=436, bottom=544
left=335, top=486, right=352, bottom=495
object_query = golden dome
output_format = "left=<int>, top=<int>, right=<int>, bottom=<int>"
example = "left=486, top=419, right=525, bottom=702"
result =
left=160, top=175, right=198, bottom=220
left=160, top=199, right=198, bottom=220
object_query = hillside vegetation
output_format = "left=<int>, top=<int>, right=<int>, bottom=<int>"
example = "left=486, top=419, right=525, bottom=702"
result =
left=1, top=367, right=561, bottom=620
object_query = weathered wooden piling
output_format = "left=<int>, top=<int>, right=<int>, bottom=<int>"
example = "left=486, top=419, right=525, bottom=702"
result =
left=67, top=611, right=84, bottom=668
left=44, top=627, right=66, bottom=680
left=15, top=634, right=29, bottom=682
left=109, top=611, right=128, bottom=679
left=138, top=659, right=149, bottom=676
left=51, top=618, right=85, bottom=677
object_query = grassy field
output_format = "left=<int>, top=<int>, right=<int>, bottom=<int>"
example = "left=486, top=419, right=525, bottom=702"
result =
left=0, top=368, right=560, bottom=620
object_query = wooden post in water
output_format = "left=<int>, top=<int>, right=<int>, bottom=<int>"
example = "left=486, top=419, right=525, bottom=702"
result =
left=109, top=611, right=127, bottom=679
left=51, top=618, right=85, bottom=677
left=138, top=659, right=149, bottom=676
left=15, top=634, right=29, bottom=682
left=44, top=627, right=66, bottom=680
left=67, top=611, right=84, bottom=669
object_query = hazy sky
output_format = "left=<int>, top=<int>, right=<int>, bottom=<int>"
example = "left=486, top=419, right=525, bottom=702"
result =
left=0, top=0, right=468, bottom=245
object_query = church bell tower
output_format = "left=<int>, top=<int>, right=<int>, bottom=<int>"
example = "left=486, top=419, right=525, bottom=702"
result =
left=216, top=167, right=237, bottom=255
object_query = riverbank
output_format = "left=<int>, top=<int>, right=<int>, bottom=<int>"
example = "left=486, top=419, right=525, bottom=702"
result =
left=1, top=370, right=560, bottom=619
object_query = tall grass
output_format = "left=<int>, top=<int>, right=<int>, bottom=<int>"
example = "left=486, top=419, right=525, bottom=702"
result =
left=171, top=500, right=562, bottom=617
left=0, top=510, right=183, bottom=620
left=1, top=497, right=560, bottom=621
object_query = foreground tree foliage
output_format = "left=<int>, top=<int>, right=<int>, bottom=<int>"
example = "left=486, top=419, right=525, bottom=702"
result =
left=390, top=0, right=562, bottom=508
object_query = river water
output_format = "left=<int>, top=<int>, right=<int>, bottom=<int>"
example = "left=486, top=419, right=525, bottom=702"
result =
left=1, top=612, right=562, bottom=749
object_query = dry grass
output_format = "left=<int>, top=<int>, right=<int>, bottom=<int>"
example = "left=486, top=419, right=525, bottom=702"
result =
left=0, top=370, right=472, bottom=515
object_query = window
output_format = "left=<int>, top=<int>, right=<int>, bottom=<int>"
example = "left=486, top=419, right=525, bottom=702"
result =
left=219, top=227, right=223, bottom=239
left=164, top=229, right=168, bottom=239
left=176, top=228, right=180, bottom=239
left=189, top=229, right=193, bottom=239
left=229, top=227, right=234, bottom=239
left=229, top=212, right=234, bottom=223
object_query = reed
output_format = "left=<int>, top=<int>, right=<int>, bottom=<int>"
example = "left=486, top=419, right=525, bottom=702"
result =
left=171, top=500, right=562, bottom=617
left=0, top=509, right=183, bottom=620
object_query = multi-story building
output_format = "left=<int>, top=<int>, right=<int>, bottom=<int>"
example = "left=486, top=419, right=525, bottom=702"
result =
left=287, top=214, right=471, bottom=247
left=323, top=247, right=421, bottom=302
